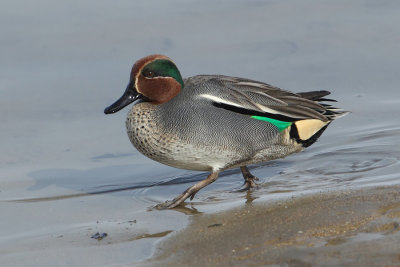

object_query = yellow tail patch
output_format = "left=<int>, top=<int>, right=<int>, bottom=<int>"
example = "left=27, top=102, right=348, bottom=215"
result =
left=294, top=119, right=329, bottom=140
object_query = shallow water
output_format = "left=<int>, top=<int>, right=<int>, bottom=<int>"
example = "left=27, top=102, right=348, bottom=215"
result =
left=1, top=0, right=400, bottom=265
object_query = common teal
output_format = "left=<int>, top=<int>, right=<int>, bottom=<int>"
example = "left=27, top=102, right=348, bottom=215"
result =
left=104, top=54, right=348, bottom=208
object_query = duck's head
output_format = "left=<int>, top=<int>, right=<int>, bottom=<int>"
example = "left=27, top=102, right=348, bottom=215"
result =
left=104, top=54, right=184, bottom=114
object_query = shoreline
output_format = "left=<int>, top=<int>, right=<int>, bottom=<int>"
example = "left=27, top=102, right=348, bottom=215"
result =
left=146, top=185, right=400, bottom=266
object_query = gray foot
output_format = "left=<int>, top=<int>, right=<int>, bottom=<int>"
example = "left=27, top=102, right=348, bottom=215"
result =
left=240, top=166, right=260, bottom=190
left=155, top=172, right=219, bottom=209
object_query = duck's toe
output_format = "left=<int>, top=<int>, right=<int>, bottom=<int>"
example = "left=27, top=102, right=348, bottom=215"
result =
left=155, top=172, right=220, bottom=209
left=241, top=177, right=260, bottom=191
left=239, top=166, right=260, bottom=191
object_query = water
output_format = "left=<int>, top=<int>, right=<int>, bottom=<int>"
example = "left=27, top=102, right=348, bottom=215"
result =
left=1, top=0, right=400, bottom=265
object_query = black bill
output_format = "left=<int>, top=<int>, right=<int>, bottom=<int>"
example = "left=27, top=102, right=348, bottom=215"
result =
left=104, top=82, right=140, bottom=114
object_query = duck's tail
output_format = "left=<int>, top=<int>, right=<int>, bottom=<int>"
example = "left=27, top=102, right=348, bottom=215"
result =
left=297, top=90, right=350, bottom=121
left=290, top=90, right=349, bottom=147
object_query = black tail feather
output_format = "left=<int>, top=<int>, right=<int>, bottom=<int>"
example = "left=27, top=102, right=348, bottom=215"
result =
left=296, top=90, right=331, bottom=101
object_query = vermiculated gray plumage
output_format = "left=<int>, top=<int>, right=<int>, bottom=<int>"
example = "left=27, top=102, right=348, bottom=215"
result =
left=126, top=75, right=347, bottom=173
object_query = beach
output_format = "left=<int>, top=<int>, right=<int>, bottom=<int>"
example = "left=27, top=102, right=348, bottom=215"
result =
left=149, top=186, right=400, bottom=266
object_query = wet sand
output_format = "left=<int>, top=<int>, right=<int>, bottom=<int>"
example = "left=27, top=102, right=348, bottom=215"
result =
left=148, top=186, right=400, bottom=266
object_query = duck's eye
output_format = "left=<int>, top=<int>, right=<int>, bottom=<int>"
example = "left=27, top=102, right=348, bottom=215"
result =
left=143, top=70, right=155, bottom=78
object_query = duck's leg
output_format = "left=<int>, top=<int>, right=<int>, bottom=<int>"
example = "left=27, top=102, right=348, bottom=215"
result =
left=164, top=172, right=220, bottom=209
left=240, top=166, right=259, bottom=190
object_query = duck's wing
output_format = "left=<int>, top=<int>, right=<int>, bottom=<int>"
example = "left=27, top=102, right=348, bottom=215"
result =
left=198, top=75, right=337, bottom=122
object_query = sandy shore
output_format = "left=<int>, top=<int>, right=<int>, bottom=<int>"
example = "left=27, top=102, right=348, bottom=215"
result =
left=146, top=186, right=400, bottom=266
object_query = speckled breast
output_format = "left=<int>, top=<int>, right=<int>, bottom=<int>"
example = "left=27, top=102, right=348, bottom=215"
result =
left=125, top=103, right=174, bottom=162
left=125, top=103, right=235, bottom=171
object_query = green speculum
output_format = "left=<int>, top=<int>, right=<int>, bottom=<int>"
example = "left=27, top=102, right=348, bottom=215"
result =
left=251, top=116, right=292, bottom=132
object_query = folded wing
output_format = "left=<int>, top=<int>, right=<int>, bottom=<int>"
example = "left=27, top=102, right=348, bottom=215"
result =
left=199, top=75, right=348, bottom=145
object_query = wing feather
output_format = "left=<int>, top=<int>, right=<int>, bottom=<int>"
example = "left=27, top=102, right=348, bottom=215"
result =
left=199, top=75, right=331, bottom=121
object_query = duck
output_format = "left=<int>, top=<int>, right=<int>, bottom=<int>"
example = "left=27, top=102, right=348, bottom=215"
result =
left=104, top=54, right=348, bottom=209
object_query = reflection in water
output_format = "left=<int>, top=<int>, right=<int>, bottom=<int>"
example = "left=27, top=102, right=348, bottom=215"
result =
left=131, top=230, right=173, bottom=241
left=245, top=190, right=258, bottom=206
left=157, top=205, right=202, bottom=216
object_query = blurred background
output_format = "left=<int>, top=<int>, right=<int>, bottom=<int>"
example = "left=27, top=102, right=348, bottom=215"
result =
left=1, top=0, right=399, bottom=265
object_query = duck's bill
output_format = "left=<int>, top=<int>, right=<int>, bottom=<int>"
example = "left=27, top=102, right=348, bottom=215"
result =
left=104, top=83, right=140, bottom=114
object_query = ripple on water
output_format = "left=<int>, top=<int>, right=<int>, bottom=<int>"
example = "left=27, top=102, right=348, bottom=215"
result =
left=270, top=125, right=400, bottom=194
